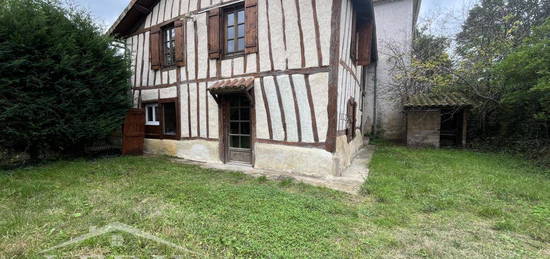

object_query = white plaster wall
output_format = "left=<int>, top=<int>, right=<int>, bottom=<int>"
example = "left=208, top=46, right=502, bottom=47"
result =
left=160, top=87, right=178, bottom=99
left=141, top=89, right=159, bottom=101
left=374, top=0, right=415, bottom=140
left=310, top=72, right=329, bottom=142
left=276, top=75, right=299, bottom=142
left=292, top=74, right=314, bottom=143
left=262, top=76, right=285, bottom=141
left=254, top=79, right=270, bottom=140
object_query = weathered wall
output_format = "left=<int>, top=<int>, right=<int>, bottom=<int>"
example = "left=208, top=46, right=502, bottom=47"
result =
left=334, top=130, right=364, bottom=175
left=254, top=143, right=335, bottom=177
left=123, top=0, right=341, bottom=177
left=406, top=110, right=440, bottom=147
left=373, top=0, right=415, bottom=140
left=126, top=0, right=333, bottom=146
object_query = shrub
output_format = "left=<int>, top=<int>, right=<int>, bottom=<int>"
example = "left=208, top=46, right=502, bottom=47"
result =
left=0, top=0, right=132, bottom=159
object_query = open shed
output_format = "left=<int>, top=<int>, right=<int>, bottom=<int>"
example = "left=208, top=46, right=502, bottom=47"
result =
left=404, top=94, right=472, bottom=148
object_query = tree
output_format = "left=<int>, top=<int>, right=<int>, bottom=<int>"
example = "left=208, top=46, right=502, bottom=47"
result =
left=455, top=0, right=550, bottom=136
left=384, top=26, right=454, bottom=102
left=496, top=19, right=550, bottom=140
left=0, top=0, right=132, bottom=159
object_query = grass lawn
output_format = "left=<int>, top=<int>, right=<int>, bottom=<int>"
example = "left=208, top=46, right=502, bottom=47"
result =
left=0, top=144, right=548, bottom=257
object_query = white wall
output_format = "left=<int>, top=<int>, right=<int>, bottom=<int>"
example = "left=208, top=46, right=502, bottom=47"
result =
left=374, top=0, right=415, bottom=140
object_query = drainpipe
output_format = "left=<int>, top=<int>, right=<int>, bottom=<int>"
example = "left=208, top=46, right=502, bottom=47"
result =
left=372, top=62, right=378, bottom=135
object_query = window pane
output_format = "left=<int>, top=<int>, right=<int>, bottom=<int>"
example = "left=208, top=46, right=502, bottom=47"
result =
left=240, top=109, right=250, bottom=121
left=230, top=136, right=240, bottom=148
left=227, top=40, right=234, bottom=53
left=147, top=106, right=154, bottom=122
left=230, top=108, right=239, bottom=120
left=238, top=10, right=245, bottom=24
left=227, top=13, right=234, bottom=24
left=163, top=102, right=177, bottom=135
left=227, top=26, right=235, bottom=39
left=241, top=122, right=250, bottom=135
left=238, top=24, right=245, bottom=38
left=237, top=38, right=245, bottom=51
left=241, top=136, right=250, bottom=149
left=230, top=122, right=239, bottom=134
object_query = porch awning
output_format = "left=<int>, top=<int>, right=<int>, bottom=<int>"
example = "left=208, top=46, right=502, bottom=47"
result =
left=208, top=77, right=255, bottom=94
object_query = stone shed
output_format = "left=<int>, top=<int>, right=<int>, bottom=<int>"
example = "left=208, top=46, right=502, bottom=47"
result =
left=404, top=94, right=472, bottom=148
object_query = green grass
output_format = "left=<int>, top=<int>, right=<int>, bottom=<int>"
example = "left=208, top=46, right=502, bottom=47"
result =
left=0, top=144, right=548, bottom=258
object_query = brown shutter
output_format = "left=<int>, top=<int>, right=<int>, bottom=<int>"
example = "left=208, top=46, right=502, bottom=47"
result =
left=357, top=21, right=374, bottom=66
left=174, top=20, right=186, bottom=66
left=350, top=11, right=357, bottom=63
left=150, top=26, right=161, bottom=70
left=208, top=8, right=221, bottom=59
left=245, top=0, right=258, bottom=54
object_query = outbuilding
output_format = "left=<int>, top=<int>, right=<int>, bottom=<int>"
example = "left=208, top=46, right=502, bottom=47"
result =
left=404, top=94, right=472, bottom=148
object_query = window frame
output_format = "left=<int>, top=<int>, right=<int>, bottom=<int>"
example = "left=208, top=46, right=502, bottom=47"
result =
left=142, top=99, right=180, bottom=140
left=161, top=24, right=176, bottom=68
left=222, top=3, right=246, bottom=58
left=145, top=103, right=159, bottom=126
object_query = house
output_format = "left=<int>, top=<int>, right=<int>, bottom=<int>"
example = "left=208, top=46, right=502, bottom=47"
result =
left=109, top=0, right=420, bottom=177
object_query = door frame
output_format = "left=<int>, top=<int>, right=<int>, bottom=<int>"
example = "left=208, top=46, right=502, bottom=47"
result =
left=218, top=92, right=255, bottom=165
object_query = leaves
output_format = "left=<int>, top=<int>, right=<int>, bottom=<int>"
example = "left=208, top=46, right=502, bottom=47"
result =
left=0, top=0, right=132, bottom=157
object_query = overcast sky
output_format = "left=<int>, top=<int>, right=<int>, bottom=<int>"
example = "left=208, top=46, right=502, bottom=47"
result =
left=72, top=0, right=479, bottom=37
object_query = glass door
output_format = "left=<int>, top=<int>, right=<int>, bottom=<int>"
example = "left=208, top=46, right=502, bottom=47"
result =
left=227, top=95, right=252, bottom=164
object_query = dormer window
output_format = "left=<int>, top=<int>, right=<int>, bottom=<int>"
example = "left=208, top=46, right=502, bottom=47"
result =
left=163, top=25, right=176, bottom=67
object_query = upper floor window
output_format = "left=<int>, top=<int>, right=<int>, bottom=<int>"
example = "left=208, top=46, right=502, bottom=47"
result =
left=224, top=4, right=245, bottom=57
left=163, top=25, right=176, bottom=67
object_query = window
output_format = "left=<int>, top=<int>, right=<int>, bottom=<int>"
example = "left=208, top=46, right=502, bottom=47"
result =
left=145, top=104, right=159, bottom=126
left=224, top=5, right=245, bottom=56
left=143, top=100, right=179, bottom=139
left=163, top=25, right=176, bottom=67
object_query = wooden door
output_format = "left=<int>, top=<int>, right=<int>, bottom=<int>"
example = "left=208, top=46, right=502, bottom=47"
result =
left=122, top=109, right=145, bottom=155
left=226, top=95, right=252, bottom=164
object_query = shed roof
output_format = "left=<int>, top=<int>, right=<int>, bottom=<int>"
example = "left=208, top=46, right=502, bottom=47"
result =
left=404, top=93, right=472, bottom=109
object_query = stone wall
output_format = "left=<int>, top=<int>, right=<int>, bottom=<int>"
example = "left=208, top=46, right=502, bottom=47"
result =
left=406, top=110, right=440, bottom=147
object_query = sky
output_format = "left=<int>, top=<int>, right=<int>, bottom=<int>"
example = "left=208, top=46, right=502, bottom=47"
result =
left=72, top=0, right=479, bottom=37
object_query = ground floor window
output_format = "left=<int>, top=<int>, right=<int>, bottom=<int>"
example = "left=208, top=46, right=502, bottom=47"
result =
left=142, top=99, right=179, bottom=139
left=145, top=104, right=159, bottom=126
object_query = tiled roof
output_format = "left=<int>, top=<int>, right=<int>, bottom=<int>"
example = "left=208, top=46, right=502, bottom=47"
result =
left=404, top=93, right=472, bottom=109
left=208, top=78, right=255, bottom=94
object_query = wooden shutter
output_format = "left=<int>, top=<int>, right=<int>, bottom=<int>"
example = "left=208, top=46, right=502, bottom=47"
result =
left=350, top=11, right=357, bottom=63
left=357, top=21, right=374, bottom=66
left=208, top=8, right=221, bottom=59
left=174, top=20, right=186, bottom=67
left=150, top=26, right=161, bottom=70
left=122, top=109, right=145, bottom=155
left=245, top=0, right=258, bottom=54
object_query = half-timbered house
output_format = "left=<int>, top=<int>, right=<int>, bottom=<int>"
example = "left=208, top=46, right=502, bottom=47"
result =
left=109, top=0, right=418, bottom=176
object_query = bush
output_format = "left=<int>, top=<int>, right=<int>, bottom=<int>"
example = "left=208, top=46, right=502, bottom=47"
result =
left=0, top=0, right=132, bottom=160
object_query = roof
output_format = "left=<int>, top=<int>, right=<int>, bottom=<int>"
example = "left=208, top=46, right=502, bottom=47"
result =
left=110, top=0, right=377, bottom=38
left=108, top=0, right=159, bottom=37
left=208, top=78, right=255, bottom=94
left=404, top=93, right=472, bottom=109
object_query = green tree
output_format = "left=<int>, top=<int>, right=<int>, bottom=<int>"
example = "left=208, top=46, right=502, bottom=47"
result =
left=0, top=0, right=132, bottom=159
left=455, top=0, right=550, bottom=136
left=497, top=19, right=550, bottom=139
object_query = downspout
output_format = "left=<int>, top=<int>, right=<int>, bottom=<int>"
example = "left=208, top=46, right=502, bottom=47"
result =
left=372, top=62, right=378, bottom=135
